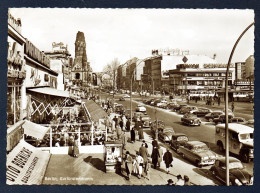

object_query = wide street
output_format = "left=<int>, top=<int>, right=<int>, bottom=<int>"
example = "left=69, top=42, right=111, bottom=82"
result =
left=102, top=92, right=254, bottom=180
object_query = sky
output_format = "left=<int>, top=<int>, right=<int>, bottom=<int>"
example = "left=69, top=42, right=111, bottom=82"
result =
left=9, top=8, right=254, bottom=72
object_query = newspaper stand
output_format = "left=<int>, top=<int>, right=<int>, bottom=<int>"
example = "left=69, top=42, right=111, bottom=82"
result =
left=104, top=141, right=123, bottom=173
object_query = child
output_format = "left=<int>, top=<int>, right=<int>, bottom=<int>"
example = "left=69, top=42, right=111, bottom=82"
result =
left=145, top=162, right=151, bottom=180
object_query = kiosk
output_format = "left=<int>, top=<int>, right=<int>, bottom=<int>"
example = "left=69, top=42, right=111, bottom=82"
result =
left=104, top=141, right=123, bottom=173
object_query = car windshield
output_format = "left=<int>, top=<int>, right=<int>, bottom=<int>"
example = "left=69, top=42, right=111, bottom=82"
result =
left=240, top=133, right=254, bottom=140
left=177, top=136, right=188, bottom=142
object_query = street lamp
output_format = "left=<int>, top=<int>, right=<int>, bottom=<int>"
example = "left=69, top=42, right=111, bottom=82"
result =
left=130, top=58, right=147, bottom=124
left=224, top=22, right=254, bottom=186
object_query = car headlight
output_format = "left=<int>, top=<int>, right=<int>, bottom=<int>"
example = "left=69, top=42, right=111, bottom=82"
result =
left=235, top=179, right=243, bottom=186
left=250, top=149, right=254, bottom=153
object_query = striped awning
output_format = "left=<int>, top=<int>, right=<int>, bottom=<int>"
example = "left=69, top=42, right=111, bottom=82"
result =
left=27, top=87, right=70, bottom=98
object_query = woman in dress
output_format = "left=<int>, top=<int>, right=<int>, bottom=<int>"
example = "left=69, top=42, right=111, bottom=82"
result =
left=124, top=151, right=133, bottom=180
left=73, top=135, right=80, bottom=158
left=130, top=127, right=135, bottom=143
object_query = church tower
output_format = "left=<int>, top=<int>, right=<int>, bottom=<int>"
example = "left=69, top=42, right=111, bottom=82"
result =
left=72, top=31, right=90, bottom=86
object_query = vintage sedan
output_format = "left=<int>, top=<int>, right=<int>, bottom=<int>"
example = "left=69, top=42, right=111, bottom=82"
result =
left=135, top=104, right=146, bottom=112
left=181, top=113, right=201, bottom=126
left=205, top=111, right=224, bottom=122
left=230, top=117, right=247, bottom=124
left=170, top=133, right=189, bottom=152
left=178, top=141, right=218, bottom=167
left=213, top=114, right=234, bottom=125
left=174, top=104, right=188, bottom=112
left=191, top=107, right=212, bottom=117
left=158, top=126, right=175, bottom=143
left=179, top=106, right=198, bottom=114
left=122, top=94, right=130, bottom=98
left=141, top=114, right=152, bottom=128
left=210, top=157, right=253, bottom=185
left=118, top=97, right=125, bottom=101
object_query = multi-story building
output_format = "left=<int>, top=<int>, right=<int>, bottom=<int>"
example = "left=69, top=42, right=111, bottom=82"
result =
left=142, top=51, right=218, bottom=94
left=169, top=63, right=235, bottom=96
left=7, top=12, right=27, bottom=126
left=44, top=42, right=72, bottom=91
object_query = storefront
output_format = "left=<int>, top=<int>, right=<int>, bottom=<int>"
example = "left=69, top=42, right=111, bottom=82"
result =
left=7, top=12, right=26, bottom=127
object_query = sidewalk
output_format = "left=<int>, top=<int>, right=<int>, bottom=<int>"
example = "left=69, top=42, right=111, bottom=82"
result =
left=42, top=113, right=217, bottom=185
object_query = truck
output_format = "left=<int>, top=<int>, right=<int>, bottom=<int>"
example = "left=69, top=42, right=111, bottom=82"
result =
left=215, top=123, right=254, bottom=163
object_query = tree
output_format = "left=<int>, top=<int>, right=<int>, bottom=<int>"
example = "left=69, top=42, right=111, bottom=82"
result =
left=102, top=58, right=120, bottom=91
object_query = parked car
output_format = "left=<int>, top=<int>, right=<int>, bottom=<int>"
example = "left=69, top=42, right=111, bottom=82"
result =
left=115, top=104, right=125, bottom=114
left=191, top=107, right=212, bottom=117
left=230, top=117, right=247, bottom=124
left=181, top=113, right=201, bottom=126
left=170, top=133, right=189, bottom=152
left=213, top=114, right=234, bottom=125
left=153, top=99, right=162, bottom=106
left=141, top=114, right=152, bottom=128
left=179, top=106, right=198, bottom=114
left=205, top=111, right=224, bottom=122
left=146, top=98, right=155, bottom=105
left=122, top=94, right=130, bottom=98
left=119, top=97, right=125, bottom=101
left=157, top=100, right=168, bottom=108
left=178, top=141, right=218, bottom=167
left=210, top=157, right=253, bottom=185
left=167, top=102, right=178, bottom=110
left=174, top=104, right=188, bottom=112
left=158, top=126, right=175, bottom=143
left=135, top=104, right=146, bottom=112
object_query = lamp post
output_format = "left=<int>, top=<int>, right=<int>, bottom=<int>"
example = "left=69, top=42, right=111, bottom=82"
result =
left=130, top=58, right=147, bottom=124
left=224, top=22, right=254, bottom=186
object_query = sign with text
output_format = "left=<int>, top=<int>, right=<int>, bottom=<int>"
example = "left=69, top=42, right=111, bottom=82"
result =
left=6, top=140, right=50, bottom=185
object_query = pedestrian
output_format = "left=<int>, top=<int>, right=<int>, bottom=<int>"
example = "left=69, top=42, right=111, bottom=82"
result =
left=124, top=151, right=133, bottom=180
left=167, top=179, right=174, bottom=185
left=113, top=115, right=118, bottom=127
left=139, top=143, right=149, bottom=173
left=231, top=101, right=235, bottom=112
left=163, top=148, right=173, bottom=174
left=145, top=161, right=151, bottom=180
left=116, top=125, right=122, bottom=140
left=112, top=119, right=116, bottom=134
left=119, top=119, right=124, bottom=130
left=158, top=146, right=163, bottom=168
left=126, top=118, right=131, bottom=131
left=73, top=135, right=79, bottom=158
left=184, top=175, right=191, bottom=185
left=138, top=124, right=144, bottom=141
left=135, top=152, right=144, bottom=178
left=135, top=118, right=142, bottom=140
left=152, top=137, right=159, bottom=149
left=175, top=174, right=184, bottom=186
left=122, top=115, right=127, bottom=130
left=130, top=127, right=135, bottom=143
left=121, top=131, right=127, bottom=150
left=151, top=146, right=160, bottom=169
left=218, top=97, right=221, bottom=106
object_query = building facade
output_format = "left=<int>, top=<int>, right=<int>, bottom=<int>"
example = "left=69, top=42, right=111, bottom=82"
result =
left=7, top=12, right=27, bottom=126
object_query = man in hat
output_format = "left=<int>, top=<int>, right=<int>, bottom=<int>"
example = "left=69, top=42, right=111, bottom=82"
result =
left=167, top=179, right=174, bottom=185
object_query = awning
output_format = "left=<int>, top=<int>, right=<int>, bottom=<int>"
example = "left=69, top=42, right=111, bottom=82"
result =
left=84, top=100, right=107, bottom=122
left=22, top=120, right=49, bottom=139
left=27, top=87, right=70, bottom=98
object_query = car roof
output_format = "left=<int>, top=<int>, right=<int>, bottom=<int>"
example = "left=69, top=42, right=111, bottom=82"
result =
left=217, top=157, right=241, bottom=163
left=187, top=141, right=206, bottom=146
left=216, top=123, right=254, bottom=133
left=172, top=133, right=187, bottom=137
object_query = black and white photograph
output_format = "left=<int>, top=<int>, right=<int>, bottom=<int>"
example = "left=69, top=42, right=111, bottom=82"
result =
left=5, top=8, right=254, bottom=186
